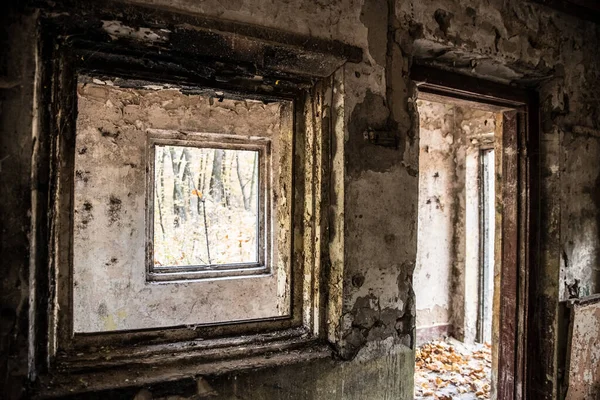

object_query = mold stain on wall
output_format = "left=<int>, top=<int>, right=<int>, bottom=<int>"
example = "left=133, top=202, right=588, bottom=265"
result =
left=1, top=0, right=600, bottom=398
left=73, top=80, right=292, bottom=332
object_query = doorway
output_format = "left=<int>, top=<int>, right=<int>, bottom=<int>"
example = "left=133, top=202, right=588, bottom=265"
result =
left=411, top=66, right=539, bottom=400
left=413, top=97, right=499, bottom=399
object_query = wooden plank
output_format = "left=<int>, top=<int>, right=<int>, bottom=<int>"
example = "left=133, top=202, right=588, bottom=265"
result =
left=412, top=65, right=529, bottom=107
left=498, top=110, right=518, bottom=400
left=565, top=295, right=600, bottom=400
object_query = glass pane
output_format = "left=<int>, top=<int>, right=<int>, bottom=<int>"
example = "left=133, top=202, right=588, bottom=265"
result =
left=153, top=145, right=259, bottom=267
left=480, top=149, right=495, bottom=343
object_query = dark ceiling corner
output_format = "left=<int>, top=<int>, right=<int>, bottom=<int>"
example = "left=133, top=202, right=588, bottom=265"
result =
left=528, top=0, right=600, bottom=24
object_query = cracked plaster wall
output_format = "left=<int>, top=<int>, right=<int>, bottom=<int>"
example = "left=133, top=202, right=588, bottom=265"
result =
left=72, top=82, right=292, bottom=332
left=415, top=100, right=496, bottom=345
left=414, top=100, right=456, bottom=340
left=2, top=0, right=600, bottom=398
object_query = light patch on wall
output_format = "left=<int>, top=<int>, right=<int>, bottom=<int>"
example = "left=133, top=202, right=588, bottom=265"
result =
left=72, top=78, right=293, bottom=333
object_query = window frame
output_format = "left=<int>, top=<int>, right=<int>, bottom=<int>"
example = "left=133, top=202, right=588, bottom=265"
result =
left=30, top=4, right=360, bottom=395
left=35, top=47, right=338, bottom=391
left=54, top=72, right=304, bottom=350
left=145, top=130, right=272, bottom=282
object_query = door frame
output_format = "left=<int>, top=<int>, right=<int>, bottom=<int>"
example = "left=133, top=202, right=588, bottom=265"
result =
left=410, top=65, right=541, bottom=400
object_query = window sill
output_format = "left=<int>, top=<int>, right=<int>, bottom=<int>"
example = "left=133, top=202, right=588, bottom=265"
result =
left=148, top=263, right=270, bottom=282
left=36, top=331, right=331, bottom=398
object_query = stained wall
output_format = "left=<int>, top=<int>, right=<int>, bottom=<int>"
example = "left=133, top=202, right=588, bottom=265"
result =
left=415, top=99, right=496, bottom=345
left=415, top=100, right=455, bottom=340
left=1, top=0, right=600, bottom=399
left=73, top=82, right=291, bottom=332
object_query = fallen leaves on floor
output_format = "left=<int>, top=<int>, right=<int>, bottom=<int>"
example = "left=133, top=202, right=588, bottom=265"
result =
left=415, top=339, right=491, bottom=400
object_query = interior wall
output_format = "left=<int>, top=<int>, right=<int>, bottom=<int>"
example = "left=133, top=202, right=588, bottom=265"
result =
left=1, top=0, right=600, bottom=399
left=415, top=100, right=496, bottom=345
left=72, top=82, right=292, bottom=332
left=415, top=100, right=456, bottom=342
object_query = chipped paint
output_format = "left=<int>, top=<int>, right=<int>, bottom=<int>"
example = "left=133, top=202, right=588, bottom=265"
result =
left=2, top=0, right=600, bottom=398
left=73, top=81, right=293, bottom=332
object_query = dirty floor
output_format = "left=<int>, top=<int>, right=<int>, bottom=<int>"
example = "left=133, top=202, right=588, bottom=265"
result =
left=415, top=339, right=491, bottom=400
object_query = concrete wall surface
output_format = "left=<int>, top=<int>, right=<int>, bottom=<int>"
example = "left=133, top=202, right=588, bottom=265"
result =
left=1, top=0, right=599, bottom=398
left=415, top=100, right=496, bottom=344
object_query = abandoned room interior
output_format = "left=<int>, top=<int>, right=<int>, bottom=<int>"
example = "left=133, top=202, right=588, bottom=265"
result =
left=1, top=0, right=599, bottom=399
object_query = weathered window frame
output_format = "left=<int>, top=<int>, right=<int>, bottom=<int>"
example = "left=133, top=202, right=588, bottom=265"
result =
left=43, top=56, right=316, bottom=393
left=30, top=4, right=361, bottom=396
left=145, top=130, right=272, bottom=282
left=65, top=76, right=299, bottom=337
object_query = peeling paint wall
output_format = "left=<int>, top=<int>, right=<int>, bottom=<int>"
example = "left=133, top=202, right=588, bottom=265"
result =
left=73, top=82, right=292, bottom=332
left=415, top=100, right=455, bottom=340
left=415, top=100, right=496, bottom=344
left=1, top=0, right=600, bottom=398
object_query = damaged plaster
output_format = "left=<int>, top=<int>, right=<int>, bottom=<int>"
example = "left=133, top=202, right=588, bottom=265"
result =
left=1, top=0, right=600, bottom=398
left=73, top=81, right=292, bottom=332
left=415, top=99, right=497, bottom=344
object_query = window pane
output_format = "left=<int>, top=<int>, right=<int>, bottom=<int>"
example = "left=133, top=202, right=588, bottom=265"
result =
left=153, top=145, right=259, bottom=267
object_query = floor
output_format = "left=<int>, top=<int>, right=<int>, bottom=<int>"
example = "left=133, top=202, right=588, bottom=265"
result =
left=415, top=338, right=491, bottom=400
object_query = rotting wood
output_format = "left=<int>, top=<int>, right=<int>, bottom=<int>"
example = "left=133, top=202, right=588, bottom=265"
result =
left=38, top=341, right=331, bottom=398
left=498, top=110, right=518, bottom=400
left=57, top=327, right=311, bottom=367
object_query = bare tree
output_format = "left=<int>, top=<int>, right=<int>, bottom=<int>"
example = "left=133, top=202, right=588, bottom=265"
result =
left=236, top=152, right=258, bottom=211
left=209, top=149, right=225, bottom=204
left=249, top=152, right=258, bottom=213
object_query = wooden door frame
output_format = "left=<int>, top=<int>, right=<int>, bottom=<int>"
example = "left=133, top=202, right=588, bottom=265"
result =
left=410, top=65, right=541, bottom=400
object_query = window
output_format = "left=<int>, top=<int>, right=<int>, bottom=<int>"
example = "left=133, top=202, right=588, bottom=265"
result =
left=147, top=135, right=270, bottom=281
left=71, top=79, right=292, bottom=333
left=34, top=10, right=359, bottom=393
left=152, top=146, right=260, bottom=269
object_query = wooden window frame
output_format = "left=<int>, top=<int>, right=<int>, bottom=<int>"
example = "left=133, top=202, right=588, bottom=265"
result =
left=145, top=130, right=272, bottom=282
left=411, top=64, right=541, bottom=400
left=478, top=147, right=495, bottom=343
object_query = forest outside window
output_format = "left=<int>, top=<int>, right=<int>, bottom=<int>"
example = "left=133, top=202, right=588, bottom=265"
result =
left=148, top=137, right=270, bottom=281
left=153, top=146, right=258, bottom=268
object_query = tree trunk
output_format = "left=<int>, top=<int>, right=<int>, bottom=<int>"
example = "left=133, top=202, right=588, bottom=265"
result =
left=236, top=153, right=250, bottom=211
left=209, top=149, right=225, bottom=204
left=249, top=152, right=258, bottom=213
left=169, top=147, right=186, bottom=225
